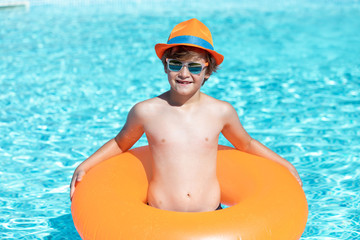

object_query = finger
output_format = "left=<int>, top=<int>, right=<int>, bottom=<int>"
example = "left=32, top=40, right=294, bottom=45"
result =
left=70, top=176, right=76, bottom=189
left=70, top=181, right=75, bottom=200
left=70, top=172, right=85, bottom=200
left=70, top=187, right=74, bottom=201
left=77, top=174, right=83, bottom=182
left=70, top=176, right=77, bottom=200
left=70, top=172, right=82, bottom=188
left=298, top=178, right=303, bottom=187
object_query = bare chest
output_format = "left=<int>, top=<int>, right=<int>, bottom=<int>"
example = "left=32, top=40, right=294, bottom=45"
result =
left=143, top=110, right=223, bottom=146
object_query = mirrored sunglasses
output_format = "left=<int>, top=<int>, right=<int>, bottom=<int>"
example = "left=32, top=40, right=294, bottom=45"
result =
left=166, top=58, right=208, bottom=75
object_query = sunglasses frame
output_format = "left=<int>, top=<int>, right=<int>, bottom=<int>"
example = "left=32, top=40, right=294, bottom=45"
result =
left=166, top=58, right=209, bottom=75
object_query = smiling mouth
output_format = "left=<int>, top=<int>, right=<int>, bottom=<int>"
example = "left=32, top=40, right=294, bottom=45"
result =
left=176, top=80, right=192, bottom=84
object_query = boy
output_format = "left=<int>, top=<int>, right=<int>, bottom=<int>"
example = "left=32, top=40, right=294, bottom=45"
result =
left=70, top=18, right=302, bottom=212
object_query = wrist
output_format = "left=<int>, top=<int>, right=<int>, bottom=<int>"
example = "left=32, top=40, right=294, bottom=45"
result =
left=76, top=162, right=89, bottom=173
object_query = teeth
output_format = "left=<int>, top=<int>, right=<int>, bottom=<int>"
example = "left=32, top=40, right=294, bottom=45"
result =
left=176, top=80, right=191, bottom=84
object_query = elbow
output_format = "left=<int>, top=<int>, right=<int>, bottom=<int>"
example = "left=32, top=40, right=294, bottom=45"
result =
left=114, top=137, right=126, bottom=152
left=245, top=138, right=255, bottom=152
left=236, top=138, right=256, bottom=152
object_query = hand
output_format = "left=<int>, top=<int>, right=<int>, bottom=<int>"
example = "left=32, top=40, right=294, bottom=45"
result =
left=70, top=167, right=86, bottom=201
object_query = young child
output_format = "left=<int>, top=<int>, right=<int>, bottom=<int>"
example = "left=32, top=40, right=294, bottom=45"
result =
left=70, top=18, right=302, bottom=212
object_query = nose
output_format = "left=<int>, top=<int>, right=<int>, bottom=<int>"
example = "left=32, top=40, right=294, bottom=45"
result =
left=178, top=65, right=191, bottom=78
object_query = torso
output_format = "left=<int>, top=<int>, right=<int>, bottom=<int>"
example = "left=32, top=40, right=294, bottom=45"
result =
left=139, top=92, right=228, bottom=212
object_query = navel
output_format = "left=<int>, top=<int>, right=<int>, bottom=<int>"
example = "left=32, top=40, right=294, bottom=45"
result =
left=205, top=137, right=209, bottom=142
left=161, top=139, right=166, bottom=143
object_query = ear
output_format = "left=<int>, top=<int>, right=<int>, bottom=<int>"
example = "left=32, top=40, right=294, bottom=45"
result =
left=164, top=64, right=168, bottom=74
left=204, top=72, right=211, bottom=79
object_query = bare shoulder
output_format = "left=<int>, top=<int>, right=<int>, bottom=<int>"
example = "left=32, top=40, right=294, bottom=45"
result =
left=201, top=93, right=236, bottom=115
left=130, top=95, right=165, bottom=118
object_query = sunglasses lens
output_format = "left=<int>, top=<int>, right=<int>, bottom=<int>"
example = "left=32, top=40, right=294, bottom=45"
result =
left=168, top=60, right=183, bottom=72
left=188, top=63, right=202, bottom=74
left=167, top=60, right=205, bottom=74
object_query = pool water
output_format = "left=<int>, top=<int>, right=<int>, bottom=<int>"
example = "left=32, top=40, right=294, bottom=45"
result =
left=1, top=0, right=360, bottom=239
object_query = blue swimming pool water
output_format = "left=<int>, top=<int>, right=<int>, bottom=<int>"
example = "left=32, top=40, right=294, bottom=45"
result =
left=1, top=0, right=359, bottom=238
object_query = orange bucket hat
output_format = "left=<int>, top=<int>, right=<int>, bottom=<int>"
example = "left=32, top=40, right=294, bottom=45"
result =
left=155, top=18, right=224, bottom=65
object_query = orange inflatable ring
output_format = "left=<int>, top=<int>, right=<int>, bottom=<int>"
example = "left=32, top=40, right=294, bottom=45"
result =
left=71, top=146, right=308, bottom=239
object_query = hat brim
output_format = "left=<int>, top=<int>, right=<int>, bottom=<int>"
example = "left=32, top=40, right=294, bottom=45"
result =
left=155, top=43, right=224, bottom=65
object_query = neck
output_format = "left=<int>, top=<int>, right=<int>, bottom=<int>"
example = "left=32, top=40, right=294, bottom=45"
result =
left=166, top=89, right=202, bottom=107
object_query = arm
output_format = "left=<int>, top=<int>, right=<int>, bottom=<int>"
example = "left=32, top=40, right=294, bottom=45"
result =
left=70, top=104, right=145, bottom=200
left=221, top=103, right=302, bottom=186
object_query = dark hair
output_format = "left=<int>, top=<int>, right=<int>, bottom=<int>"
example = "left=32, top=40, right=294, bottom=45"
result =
left=161, top=46, right=219, bottom=84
